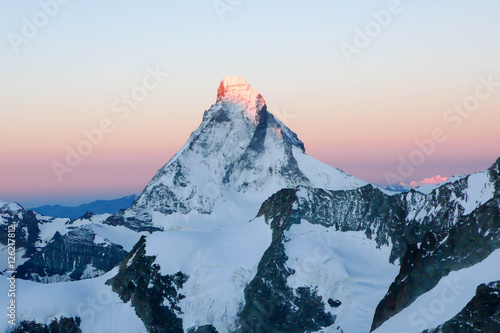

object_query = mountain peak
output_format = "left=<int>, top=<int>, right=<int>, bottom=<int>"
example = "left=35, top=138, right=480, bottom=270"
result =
left=127, top=76, right=366, bottom=222
left=216, top=76, right=266, bottom=123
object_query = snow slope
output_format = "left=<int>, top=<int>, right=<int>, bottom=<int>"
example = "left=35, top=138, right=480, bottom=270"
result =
left=146, top=216, right=272, bottom=332
left=0, top=269, right=146, bottom=333
left=459, top=170, right=496, bottom=215
left=373, top=249, right=500, bottom=333
left=284, top=223, right=399, bottom=333
left=414, top=171, right=495, bottom=214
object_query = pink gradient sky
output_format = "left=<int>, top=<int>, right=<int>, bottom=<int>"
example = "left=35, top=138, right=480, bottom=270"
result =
left=1, top=1, right=499, bottom=207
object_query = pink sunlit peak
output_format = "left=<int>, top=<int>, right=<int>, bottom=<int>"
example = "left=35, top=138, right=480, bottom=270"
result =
left=216, top=76, right=266, bottom=123
left=400, top=175, right=450, bottom=188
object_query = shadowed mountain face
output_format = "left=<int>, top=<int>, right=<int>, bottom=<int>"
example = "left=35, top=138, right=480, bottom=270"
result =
left=423, top=281, right=500, bottom=333
left=0, top=203, right=133, bottom=283
left=106, top=236, right=188, bottom=333
left=17, top=228, right=127, bottom=283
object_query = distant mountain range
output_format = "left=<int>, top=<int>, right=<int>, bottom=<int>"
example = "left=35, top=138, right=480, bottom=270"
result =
left=31, top=195, right=137, bottom=219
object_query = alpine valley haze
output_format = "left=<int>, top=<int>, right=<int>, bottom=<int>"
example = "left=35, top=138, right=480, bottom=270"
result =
left=1, top=77, right=500, bottom=333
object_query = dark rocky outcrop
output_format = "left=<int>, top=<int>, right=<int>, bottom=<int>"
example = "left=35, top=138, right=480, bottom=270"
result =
left=328, top=299, right=342, bottom=308
left=423, top=281, right=500, bottom=333
left=187, top=325, right=219, bottom=333
left=256, top=182, right=465, bottom=264
left=106, top=236, right=188, bottom=333
left=238, top=234, right=335, bottom=333
left=241, top=158, right=499, bottom=332
left=0, top=206, right=42, bottom=258
left=238, top=196, right=335, bottom=333
left=371, top=181, right=500, bottom=330
left=16, top=228, right=127, bottom=282
left=103, top=210, right=161, bottom=233
left=66, top=211, right=95, bottom=225
left=13, top=316, right=81, bottom=333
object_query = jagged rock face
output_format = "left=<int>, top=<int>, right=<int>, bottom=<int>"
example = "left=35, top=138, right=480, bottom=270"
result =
left=371, top=162, right=500, bottom=330
left=0, top=202, right=42, bottom=258
left=238, top=219, right=335, bottom=333
left=215, top=76, right=266, bottom=124
left=423, top=281, right=500, bottom=333
left=245, top=159, right=499, bottom=332
left=266, top=161, right=498, bottom=260
left=103, top=209, right=161, bottom=233
left=1, top=202, right=134, bottom=282
left=492, top=157, right=500, bottom=195
left=131, top=78, right=304, bottom=219
left=16, top=228, right=127, bottom=282
left=371, top=197, right=500, bottom=331
left=12, top=316, right=82, bottom=333
left=106, top=236, right=188, bottom=333
left=257, top=181, right=482, bottom=264
left=271, top=186, right=408, bottom=260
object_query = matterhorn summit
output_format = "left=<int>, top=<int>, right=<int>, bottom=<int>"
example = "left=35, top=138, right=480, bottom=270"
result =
left=117, top=77, right=367, bottom=230
left=216, top=76, right=266, bottom=124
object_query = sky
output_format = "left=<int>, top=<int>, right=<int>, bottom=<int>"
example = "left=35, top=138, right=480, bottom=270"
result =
left=1, top=0, right=499, bottom=208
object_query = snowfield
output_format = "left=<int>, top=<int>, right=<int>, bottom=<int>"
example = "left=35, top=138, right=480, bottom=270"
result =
left=285, top=223, right=399, bottom=333
left=146, top=216, right=272, bottom=332
left=0, top=269, right=146, bottom=333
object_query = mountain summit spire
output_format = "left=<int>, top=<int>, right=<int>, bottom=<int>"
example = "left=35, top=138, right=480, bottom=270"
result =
left=216, top=76, right=266, bottom=123
left=125, top=76, right=366, bottom=223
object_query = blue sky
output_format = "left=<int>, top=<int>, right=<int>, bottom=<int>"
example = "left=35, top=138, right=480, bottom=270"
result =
left=1, top=1, right=499, bottom=207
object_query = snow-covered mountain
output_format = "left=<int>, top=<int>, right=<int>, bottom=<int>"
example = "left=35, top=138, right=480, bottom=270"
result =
left=240, top=158, right=500, bottom=332
left=1, top=77, right=499, bottom=333
left=0, top=201, right=144, bottom=283
left=109, top=76, right=367, bottom=231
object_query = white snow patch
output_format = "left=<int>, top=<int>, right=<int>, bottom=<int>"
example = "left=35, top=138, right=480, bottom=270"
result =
left=146, top=216, right=272, bottom=333
left=284, top=222, right=398, bottom=333
left=293, top=147, right=368, bottom=191
left=460, top=171, right=495, bottom=215
left=0, top=269, right=146, bottom=333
